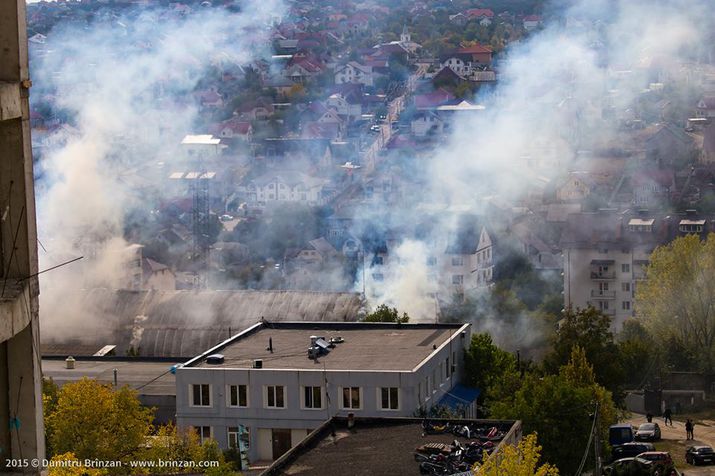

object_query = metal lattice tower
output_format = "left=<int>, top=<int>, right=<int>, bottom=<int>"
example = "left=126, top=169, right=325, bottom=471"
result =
left=190, top=170, right=212, bottom=287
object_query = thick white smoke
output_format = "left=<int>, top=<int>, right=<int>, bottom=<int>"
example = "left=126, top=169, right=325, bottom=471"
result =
left=33, top=1, right=286, bottom=338
left=362, top=0, right=712, bottom=328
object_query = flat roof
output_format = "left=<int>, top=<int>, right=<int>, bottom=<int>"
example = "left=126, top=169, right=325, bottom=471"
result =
left=41, top=359, right=177, bottom=396
left=436, top=101, right=486, bottom=111
left=680, top=219, right=706, bottom=225
left=181, top=134, right=221, bottom=145
left=628, top=218, right=654, bottom=226
left=186, top=322, right=468, bottom=371
left=262, top=417, right=520, bottom=476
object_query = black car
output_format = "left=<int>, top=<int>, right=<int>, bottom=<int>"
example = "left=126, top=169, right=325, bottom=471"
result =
left=634, top=423, right=661, bottom=441
left=611, top=442, right=656, bottom=462
left=686, top=445, right=715, bottom=465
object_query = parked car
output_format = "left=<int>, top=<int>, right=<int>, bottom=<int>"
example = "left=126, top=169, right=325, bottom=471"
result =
left=610, top=423, right=635, bottom=446
left=686, top=445, right=715, bottom=465
left=611, top=442, right=656, bottom=462
left=636, top=452, right=673, bottom=467
left=602, top=457, right=655, bottom=475
left=635, top=423, right=662, bottom=441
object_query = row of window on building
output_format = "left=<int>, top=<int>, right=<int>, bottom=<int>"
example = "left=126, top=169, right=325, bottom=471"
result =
left=190, top=383, right=403, bottom=411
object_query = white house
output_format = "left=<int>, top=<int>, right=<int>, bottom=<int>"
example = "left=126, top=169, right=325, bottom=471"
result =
left=411, top=111, right=444, bottom=137
left=242, top=172, right=328, bottom=206
left=326, top=93, right=362, bottom=119
left=440, top=57, right=470, bottom=77
left=334, top=62, right=377, bottom=87
left=440, top=224, right=495, bottom=294
left=696, top=97, right=715, bottom=118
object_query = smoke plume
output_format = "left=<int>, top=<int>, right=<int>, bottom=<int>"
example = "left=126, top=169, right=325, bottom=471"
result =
left=33, top=0, right=286, bottom=338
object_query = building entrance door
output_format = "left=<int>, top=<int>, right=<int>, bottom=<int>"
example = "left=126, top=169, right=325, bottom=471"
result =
left=272, top=429, right=292, bottom=459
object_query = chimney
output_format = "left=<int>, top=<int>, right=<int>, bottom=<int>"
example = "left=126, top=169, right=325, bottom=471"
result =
left=267, top=337, right=274, bottom=353
left=310, top=335, right=318, bottom=346
left=65, top=356, right=75, bottom=369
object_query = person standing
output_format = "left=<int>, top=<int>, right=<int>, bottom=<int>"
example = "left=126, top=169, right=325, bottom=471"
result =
left=686, top=419, right=694, bottom=440
left=663, top=407, right=673, bottom=426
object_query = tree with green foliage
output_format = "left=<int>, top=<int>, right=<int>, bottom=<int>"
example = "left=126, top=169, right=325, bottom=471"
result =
left=364, top=304, right=409, bottom=323
left=637, top=234, right=715, bottom=371
left=617, top=319, right=660, bottom=386
left=544, top=307, right=624, bottom=396
left=491, top=347, right=617, bottom=474
left=464, top=332, right=516, bottom=392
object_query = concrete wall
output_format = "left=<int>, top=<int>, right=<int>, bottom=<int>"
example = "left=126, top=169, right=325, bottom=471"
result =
left=0, top=0, right=44, bottom=472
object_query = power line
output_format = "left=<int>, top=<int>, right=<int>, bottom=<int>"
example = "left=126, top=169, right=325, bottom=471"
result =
left=575, top=402, right=598, bottom=476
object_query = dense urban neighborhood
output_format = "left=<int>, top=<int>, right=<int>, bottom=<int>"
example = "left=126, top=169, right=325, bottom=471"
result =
left=3, top=0, right=715, bottom=474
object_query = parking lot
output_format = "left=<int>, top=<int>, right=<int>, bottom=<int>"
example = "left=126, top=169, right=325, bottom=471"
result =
left=626, top=414, right=715, bottom=475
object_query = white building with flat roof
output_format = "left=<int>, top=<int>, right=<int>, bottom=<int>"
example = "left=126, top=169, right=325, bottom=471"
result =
left=175, top=321, right=472, bottom=462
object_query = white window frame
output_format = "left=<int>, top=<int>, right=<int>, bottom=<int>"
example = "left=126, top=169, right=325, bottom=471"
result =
left=301, top=386, right=324, bottom=410
left=340, top=386, right=362, bottom=410
left=189, top=384, right=212, bottom=407
left=378, top=387, right=400, bottom=411
left=264, top=385, right=287, bottom=409
left=226, top=384, right=249, bottom=408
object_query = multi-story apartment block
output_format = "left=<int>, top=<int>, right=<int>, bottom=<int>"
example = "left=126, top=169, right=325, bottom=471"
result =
left=175, top=321, right=471, bottom=462
left=562, top=210, right=714, bottom=328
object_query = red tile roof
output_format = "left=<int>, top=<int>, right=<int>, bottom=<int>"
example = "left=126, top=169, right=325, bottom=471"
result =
left=456, top=44, right=493, bottom=54
left=465, top=8, right=494, bottom=18
left=414, top=88, right=456, bottom=109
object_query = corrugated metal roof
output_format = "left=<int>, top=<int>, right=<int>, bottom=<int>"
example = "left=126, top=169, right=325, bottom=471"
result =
left=41, top=289, right=365, bottom=359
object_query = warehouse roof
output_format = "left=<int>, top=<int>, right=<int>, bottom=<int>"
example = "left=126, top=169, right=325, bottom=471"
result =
left=41, top=289, right=365, bottom=359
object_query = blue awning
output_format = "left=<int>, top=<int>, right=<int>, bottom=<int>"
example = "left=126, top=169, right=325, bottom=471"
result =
left=438, top=384, right=481, bottom=410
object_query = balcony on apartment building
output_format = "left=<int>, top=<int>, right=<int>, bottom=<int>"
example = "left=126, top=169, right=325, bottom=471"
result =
left=590, top=259, right=616, bottom=280
left=590, top=289, right=616, bottom=299
left=586, top=302, right=616, bottom=315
